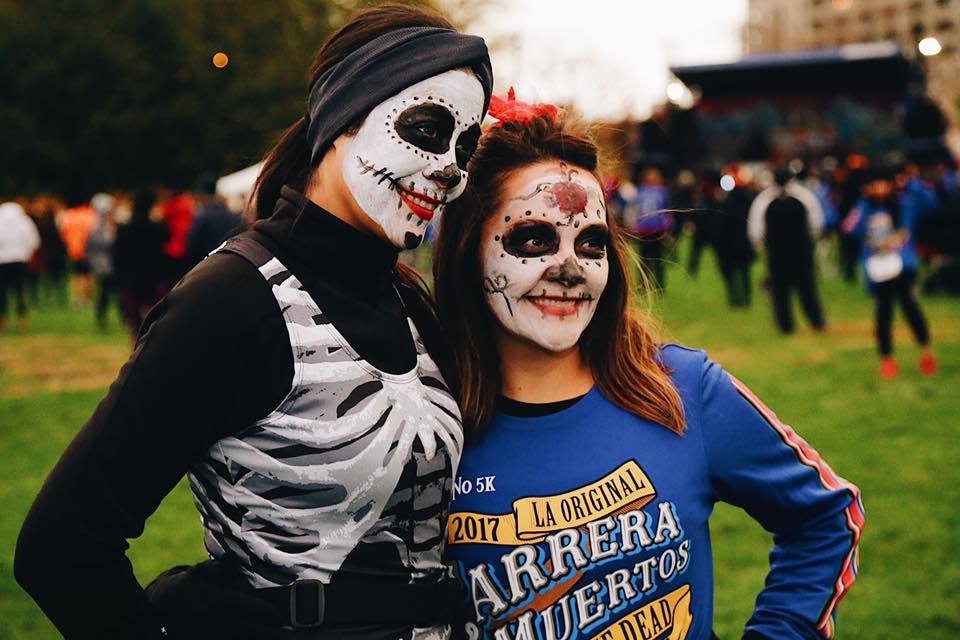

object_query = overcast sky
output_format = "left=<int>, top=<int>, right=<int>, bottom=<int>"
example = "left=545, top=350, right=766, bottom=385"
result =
left=458, top=0, right=748, bottom=120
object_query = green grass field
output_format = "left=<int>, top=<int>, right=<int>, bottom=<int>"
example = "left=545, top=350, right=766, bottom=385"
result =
left=1, top=243, right=958, bottom=639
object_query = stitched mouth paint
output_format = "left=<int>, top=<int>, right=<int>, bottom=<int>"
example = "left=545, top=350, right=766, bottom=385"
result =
left=342, top=69, right=485, bottom=249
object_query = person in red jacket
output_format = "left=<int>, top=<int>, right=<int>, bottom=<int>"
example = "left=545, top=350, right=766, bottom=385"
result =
left=156, top=190, right=195, bottom=286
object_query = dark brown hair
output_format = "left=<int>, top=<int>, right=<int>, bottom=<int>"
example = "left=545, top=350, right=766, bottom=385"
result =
left=251, top=3, right=456, bottom=222
left=433, top=115, right=685, bottom=439
left=249, top=3, right=455, bottom=304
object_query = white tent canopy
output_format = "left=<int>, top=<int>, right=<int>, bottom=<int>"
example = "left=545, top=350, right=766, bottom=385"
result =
left=216, top=162, right=262, bottom=212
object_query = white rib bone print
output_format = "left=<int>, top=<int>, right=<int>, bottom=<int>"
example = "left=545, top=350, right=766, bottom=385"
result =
left=188, top=250, right=463, bottom=608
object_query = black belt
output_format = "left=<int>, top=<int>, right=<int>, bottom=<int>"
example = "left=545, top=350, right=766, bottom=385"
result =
left=255, top=574, right=466, bottom=629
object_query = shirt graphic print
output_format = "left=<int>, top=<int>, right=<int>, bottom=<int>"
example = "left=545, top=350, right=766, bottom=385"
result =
left=450, top=450, right=693, bottom=640
left=446, top=346, right=862, bottom=640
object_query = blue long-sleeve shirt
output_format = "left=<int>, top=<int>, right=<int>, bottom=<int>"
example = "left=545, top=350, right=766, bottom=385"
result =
left=446, top=345, right=863, bottom=640
left=622, top=184, right=672, bottom=236
left=842, top=185, right=937, bottom=287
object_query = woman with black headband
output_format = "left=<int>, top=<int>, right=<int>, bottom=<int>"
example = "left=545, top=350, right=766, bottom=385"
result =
left=14, top=5, right=492, bottom=639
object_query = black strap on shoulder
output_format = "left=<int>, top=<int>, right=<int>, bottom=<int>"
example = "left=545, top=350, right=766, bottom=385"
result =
left=216, top=234, right=275, bottom=269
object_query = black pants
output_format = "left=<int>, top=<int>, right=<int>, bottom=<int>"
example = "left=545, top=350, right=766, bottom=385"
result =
left=94, top=274, right=116, bottom=327
left=719, top=259, right=751, bottom=308
left=688, top=223, right=710, bottom=276
left=769, top=261, right=824, bottom=333
left=839, top=234, right=860, bottom=283
left=638, top=238, right=666, bottom=289
left=0, top=261, right=28, bottom=319
left=873, top=271, right=929, bottom=356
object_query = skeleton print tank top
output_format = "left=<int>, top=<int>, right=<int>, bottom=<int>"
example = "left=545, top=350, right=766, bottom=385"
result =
left=187, top=237, right=463, bottom=593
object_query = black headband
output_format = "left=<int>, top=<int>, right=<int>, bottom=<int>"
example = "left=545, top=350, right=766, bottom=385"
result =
left=306, top=26, right=493, bottom=166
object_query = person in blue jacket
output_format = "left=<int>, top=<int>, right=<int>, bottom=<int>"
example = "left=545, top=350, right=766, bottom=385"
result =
left=624, top=166, right=673, bottom=290
left=433, top=100, right=863, bottom=640
left=841, top=166, right=938, bottom=378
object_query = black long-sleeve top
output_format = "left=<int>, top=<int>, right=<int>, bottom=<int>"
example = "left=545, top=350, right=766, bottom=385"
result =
left=112, top=216, right=169, bottom=289
left=14, top=188, right=447, bottom=638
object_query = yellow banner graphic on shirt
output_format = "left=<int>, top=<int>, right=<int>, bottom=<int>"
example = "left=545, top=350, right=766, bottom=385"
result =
left=448, top=460, right=656, bottom=546
left=591, top=584, right=693, bottom=640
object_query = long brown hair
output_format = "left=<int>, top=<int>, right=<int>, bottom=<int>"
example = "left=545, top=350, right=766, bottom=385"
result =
left=433, top=115, right=685, bottom=439
left=249, top=3, right=456, bottom=304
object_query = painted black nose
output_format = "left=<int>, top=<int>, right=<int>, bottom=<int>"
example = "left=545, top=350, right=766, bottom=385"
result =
left=425, top=163, right=462, bottom=189
left=545, top=256, right=587, bottom=288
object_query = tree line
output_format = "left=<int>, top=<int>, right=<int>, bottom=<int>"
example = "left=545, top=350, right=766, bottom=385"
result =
left=0, top=0, right=420, bottom=199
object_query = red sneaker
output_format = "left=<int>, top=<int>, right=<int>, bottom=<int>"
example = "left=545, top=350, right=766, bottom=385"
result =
left=919, top=351, right=938, bottom=375
left=879, top=357, right=898, bottom=379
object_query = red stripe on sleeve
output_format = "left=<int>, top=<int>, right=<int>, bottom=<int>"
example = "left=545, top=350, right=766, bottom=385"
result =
left=729, top=375, right=863, bottom=637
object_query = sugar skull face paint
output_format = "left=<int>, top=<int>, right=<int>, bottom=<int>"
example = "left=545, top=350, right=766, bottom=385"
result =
left=480, top=162, right=610, bottom=352
left=342, top=69, right=485, bottom=249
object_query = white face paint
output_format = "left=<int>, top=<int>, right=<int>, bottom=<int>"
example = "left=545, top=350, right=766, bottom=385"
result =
left=341, top=69, right=485, bottom=249
left=480, top=162, right=610, bottom=352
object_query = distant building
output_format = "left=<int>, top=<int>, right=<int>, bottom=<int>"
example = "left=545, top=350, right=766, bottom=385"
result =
left=671, top=45, right=916, bottom=166
left=744, top=0, right=960, bottom=138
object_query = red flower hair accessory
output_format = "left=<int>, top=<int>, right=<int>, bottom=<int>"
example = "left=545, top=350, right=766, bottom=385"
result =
left=486, top=87, right=560, bottom=127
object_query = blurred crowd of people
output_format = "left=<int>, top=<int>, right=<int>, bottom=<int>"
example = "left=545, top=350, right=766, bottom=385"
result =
left=603, top=151, right=959, bottom=376
left=0, top=175, right=240, bottom=338
left=2, top=149, right=956, bottom=377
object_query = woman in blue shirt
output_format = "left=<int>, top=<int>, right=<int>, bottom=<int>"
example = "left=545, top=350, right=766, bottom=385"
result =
left=433, top=98, right=863, bottom=640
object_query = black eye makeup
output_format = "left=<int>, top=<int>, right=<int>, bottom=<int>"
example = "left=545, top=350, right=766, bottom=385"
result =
left=455, top=123, right=481, bottom=170
left=575, top=224, right=609, bottom=259
left=394, top=104, right=455, bottom=154
left=502, top=221, right=560, bottom=258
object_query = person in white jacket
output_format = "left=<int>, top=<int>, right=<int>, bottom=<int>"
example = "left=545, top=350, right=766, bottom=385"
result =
left=748, top=169, right=826, bottom=333
left=0, top=201, right=41, bottom=331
